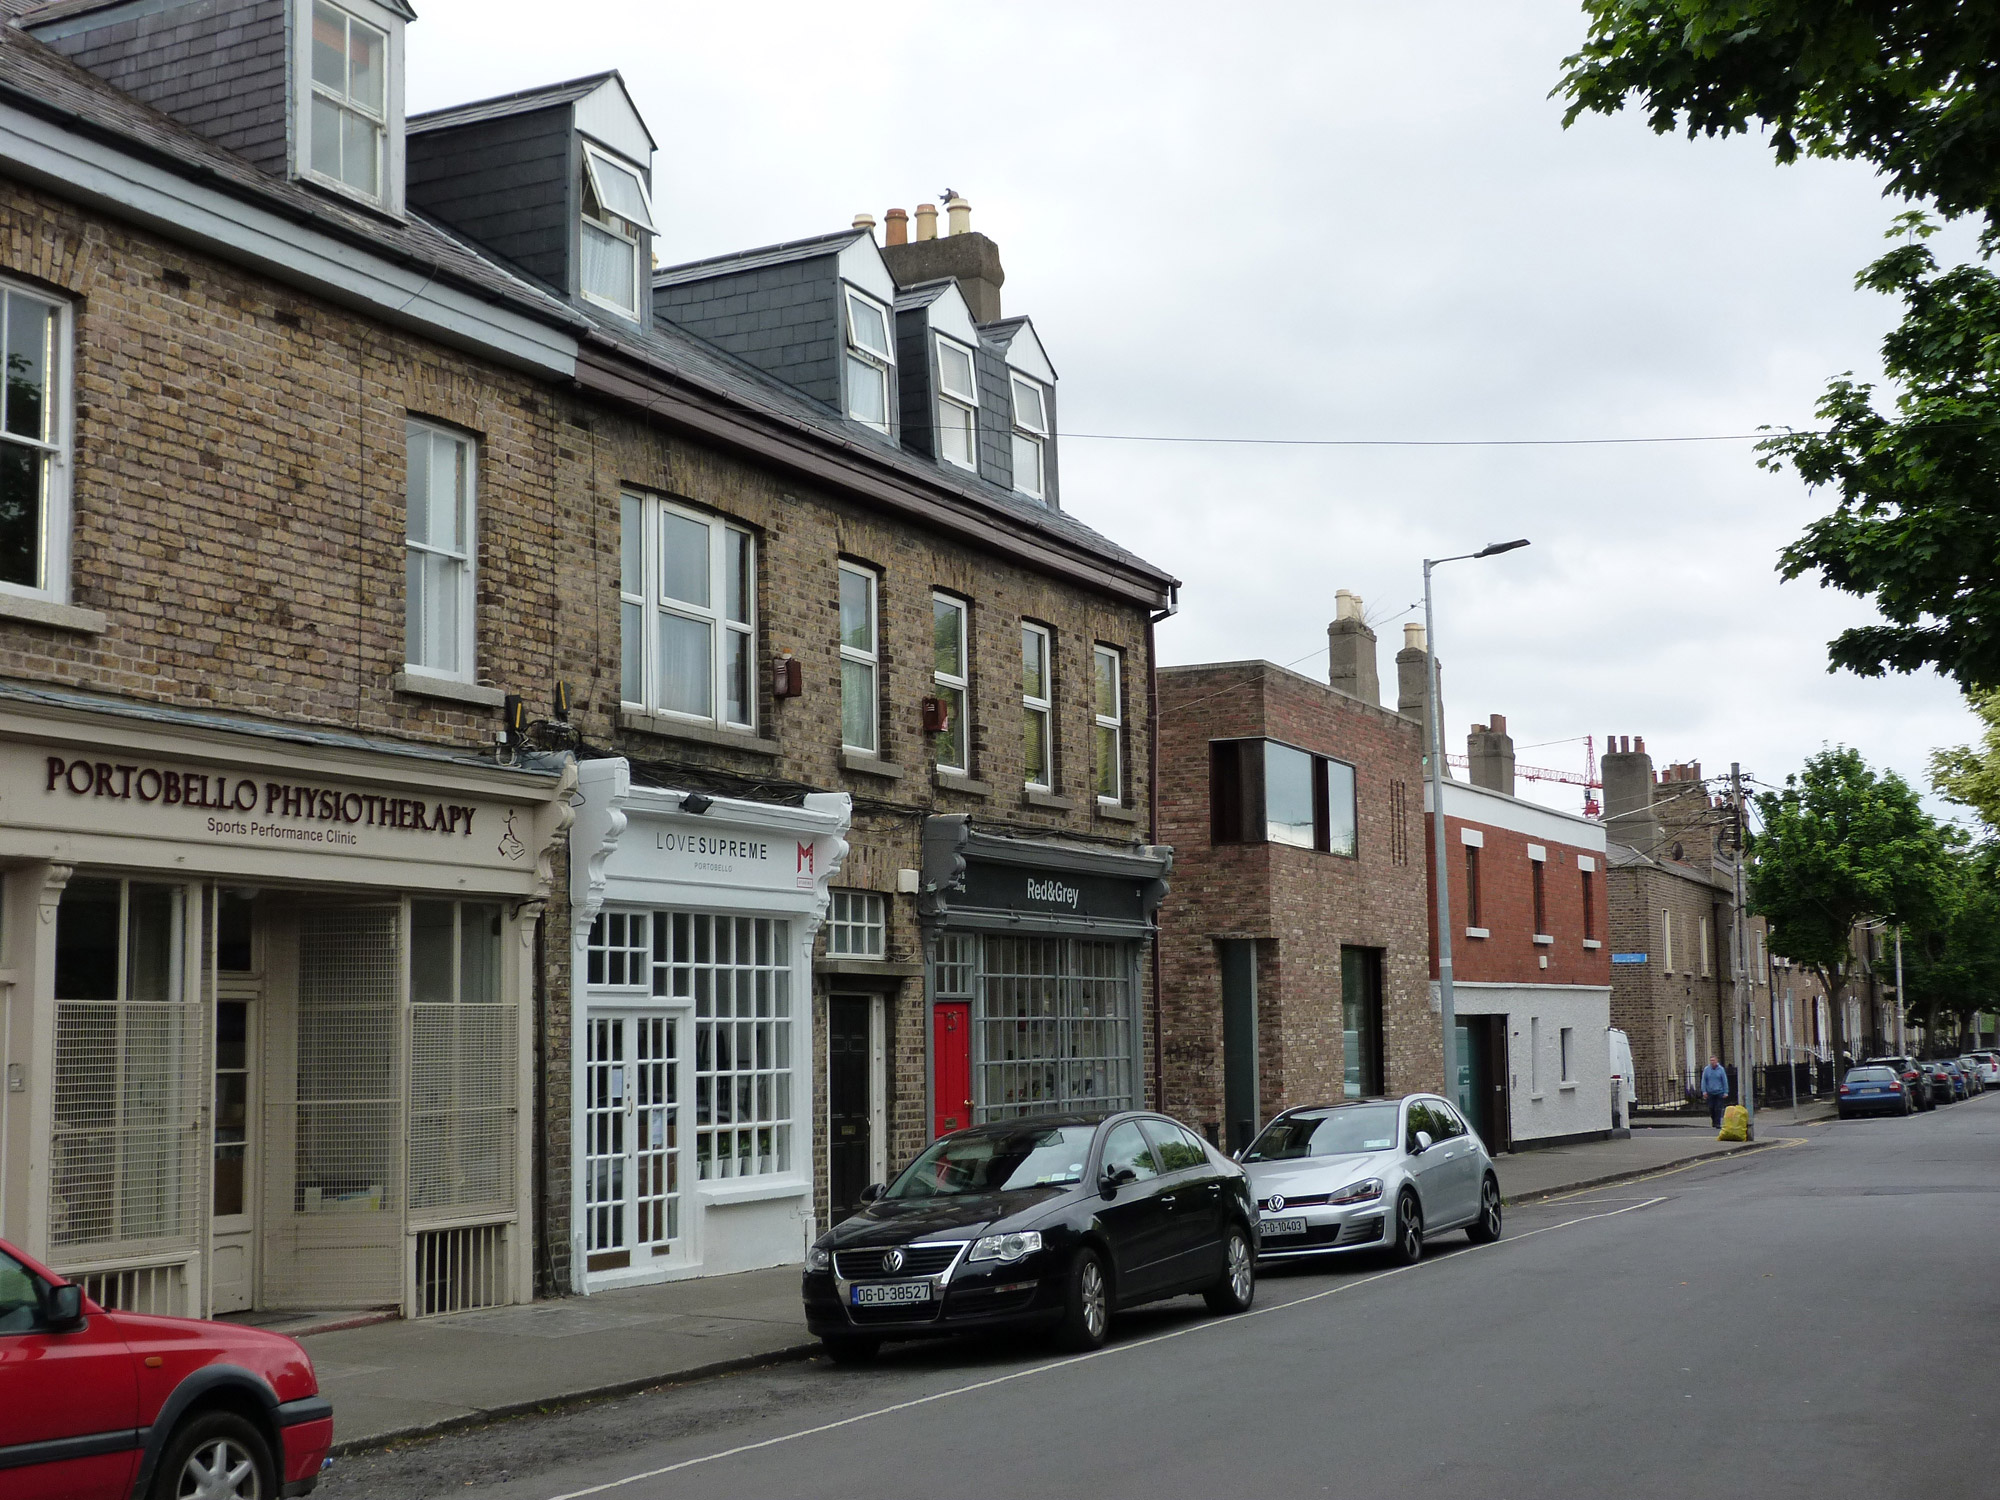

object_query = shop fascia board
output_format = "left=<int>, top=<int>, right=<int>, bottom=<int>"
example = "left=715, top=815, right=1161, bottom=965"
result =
left=573, top=342, right=1174, bottom=612
left=928, top=909, right=1161, bottom=942
left=946, top=821, right=1173, bottom=882
left=0, top=93, right=581, bottom=379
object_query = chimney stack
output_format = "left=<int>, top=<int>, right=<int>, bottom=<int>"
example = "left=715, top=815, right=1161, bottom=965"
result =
left=1600, top=733, right=1658, bottom=852
left=1396, top=623, right=1449, bottom=777
left=1467, top=713, right=1515, bottom=797
left=885, top=207, right=908, bottom=245
left=914, top=202, right=938, bottom=241
left=881, top=195, right=1005, bottom=322
left=1326, top=590, right=1380, bottom=705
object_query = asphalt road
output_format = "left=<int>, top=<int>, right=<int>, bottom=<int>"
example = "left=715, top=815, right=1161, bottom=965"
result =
left=324, top=1098, right=2000, bottom=1500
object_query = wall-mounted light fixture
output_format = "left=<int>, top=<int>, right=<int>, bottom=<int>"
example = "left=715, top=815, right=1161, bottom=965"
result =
left=681, top=793, right=714, bottom=815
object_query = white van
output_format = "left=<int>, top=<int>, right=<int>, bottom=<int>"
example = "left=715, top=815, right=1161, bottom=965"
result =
left=1608, top=1029, right=1636, bottom=1130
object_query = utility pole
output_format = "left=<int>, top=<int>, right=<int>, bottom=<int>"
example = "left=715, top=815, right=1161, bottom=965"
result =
left=1893, top=925, right=1906, bottom=1056
left=1731, top=763, right=1755, bottom=1138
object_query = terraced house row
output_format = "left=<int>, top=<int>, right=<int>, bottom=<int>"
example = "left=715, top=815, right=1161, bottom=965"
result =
left=0, top=0, right=1174, bottom=1320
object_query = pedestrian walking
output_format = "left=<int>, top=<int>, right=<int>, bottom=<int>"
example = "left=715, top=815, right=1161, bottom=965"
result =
left=1701, top=1055, right=1730, bottom=1128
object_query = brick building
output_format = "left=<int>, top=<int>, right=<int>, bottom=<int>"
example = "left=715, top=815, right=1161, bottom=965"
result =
left=1154, top=595, right=1439, bottom=1151
left=0, top=0, right=1174, bottom=1318
left=1427, top=715, right=1612, bottom=1150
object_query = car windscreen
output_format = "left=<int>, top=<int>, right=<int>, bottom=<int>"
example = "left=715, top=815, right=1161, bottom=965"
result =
left=884, top=1124, right=1099, bottom=1199
left=1845, top=1067, right=1895, bottom=1083
left=1244, top=1104, right=1399, bottom=1161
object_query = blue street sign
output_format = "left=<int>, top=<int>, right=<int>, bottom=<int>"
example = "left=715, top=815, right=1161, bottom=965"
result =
left=1611, top=953, right=1649, bottom=965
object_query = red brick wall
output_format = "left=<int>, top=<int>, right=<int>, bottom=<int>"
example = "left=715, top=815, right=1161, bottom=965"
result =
left=1423, top=813, right=1611, bottom=989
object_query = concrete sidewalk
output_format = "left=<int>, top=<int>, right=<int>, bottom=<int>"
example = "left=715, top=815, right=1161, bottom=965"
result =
left=308, top=1118, right=1817, bottom=1454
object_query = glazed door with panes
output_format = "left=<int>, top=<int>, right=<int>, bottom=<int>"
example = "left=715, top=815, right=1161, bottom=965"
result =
left=582, top=1012, right=681, bottom=1276
left=827, top=996, right=872, bottom=1219
left=209, top=893, right=259, bottom=1314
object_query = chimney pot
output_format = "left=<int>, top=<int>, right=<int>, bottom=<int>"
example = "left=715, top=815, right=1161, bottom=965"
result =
left=1403, top=622, right=1426, bottom=651
left=852, top=212, right=877, bottom=235
left=946, top=193, right=971, bottom=235
left=1335, top=589, right=1364, bottom=622
left=914, top=203, right=938, bottom=241
left=885, top=207, right=908, bottom=246
left=1635, top=736, right=1646, bottom=753
left=1490, top=712, right=1506, bottom=734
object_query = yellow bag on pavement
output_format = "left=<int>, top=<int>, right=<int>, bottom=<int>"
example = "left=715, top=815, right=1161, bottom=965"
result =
left=1717, top=1105, right=1749, bottom=1142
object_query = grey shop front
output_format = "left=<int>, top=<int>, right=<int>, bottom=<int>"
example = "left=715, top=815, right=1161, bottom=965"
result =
left=918, top=816, right=1171, bottom=1137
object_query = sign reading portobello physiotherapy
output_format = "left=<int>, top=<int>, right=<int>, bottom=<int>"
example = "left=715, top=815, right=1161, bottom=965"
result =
left=958, top=859, right=1147, bottom=924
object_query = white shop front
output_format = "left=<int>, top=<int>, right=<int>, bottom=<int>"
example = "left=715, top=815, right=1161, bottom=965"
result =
left=568, top=758, right=849, bottom=1291
left=0, top=691, right=573, bottom=1321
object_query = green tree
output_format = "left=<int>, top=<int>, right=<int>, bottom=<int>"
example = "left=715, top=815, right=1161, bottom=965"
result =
left=1898, top=844, right=2000, bottom=1047
left=1930, top=689, right=2000, bottom=832
left=1748, top=747, right=1953, bottom=1062
left=1559, top=5, right=2000, bottom=690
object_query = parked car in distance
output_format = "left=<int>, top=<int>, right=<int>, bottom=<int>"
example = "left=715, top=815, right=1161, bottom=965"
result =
left=1239, top=1095, right=1502, bottom=1267
left=0, top=1237, right=332, bottom=1500
left=1936, top=1060, right=1970, bottom=1100
left=1957, top=1056, right=1988, bottom=1093
left=1864, top=1055, right=1933, bottom=1111
left=1837, top=1065, right=1912, bottom=1119
left=801, top=1112, right=1256, bottom=1363
left=1917, top=1062, right=1956, bottom=1106
left=1966, top=1051, right=2000, bottom=1085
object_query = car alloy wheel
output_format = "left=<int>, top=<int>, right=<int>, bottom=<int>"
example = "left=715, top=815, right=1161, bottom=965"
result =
left=1394, top=1191, right=1424, bottom=1265
left=1080, top=1257, right=1107, bottom=1341
left=1468, top=1175, right=1503, bottom=1244
left=176, top=1438, right=262, bottom=1500
left=155, top=1414, right=274, bottom=1500
left=1205, top=1227, right=1255, bottom=1314
left=1056, top=1247, right=1110, bottom=1352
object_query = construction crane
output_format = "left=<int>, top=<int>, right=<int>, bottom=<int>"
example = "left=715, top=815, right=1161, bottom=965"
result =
left=1446, top=734, right=1602, bottom=817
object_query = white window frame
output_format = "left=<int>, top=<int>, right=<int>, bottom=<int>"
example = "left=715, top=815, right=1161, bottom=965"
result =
left=1093, top=644, right=1123, bottom=805
left=1663, top=911, right=1675, bottom=973
left=297, top=0, right=402, bottom=211
left=839, top=562, right=879, bottom=753
left=404, top=419, right=477, bottom=683
left=844, top=288, right=895, bottom=433
left=620, top=492, right=756, bottom=731
left=0, top=279, right=73, bottom=605
left=1699, top=916, right=1711, bottom=977
left=1010, top=375, right=1048, bottom=500
left=579, top=142, right=654, bottom=319
left=1022, top=622, right=1053, bottom=790
left=932, top=592, right=970, bottom=775
left=826, top=890, right=886, bottom=959
left=934, top=334, right=979, bottom=470
left=1560, top=1026, right=1575, bottom=1085
left=1529, top=1016, right=1541, bottom=1096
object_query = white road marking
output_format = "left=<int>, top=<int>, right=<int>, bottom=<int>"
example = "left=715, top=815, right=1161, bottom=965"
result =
left=543, top=1195, right=1666, bottom=1500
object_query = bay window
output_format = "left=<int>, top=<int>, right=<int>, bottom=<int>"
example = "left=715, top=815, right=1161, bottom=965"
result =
left=935, top=336, right=978, bottom=469
left=621, top=493, right=755, bottom=730
left=845, top=290, right=894, bottom=432
left=0, top=280, right=68, bottom=599
left=1011, top=375, right=1048, bottom=499
left=839, top=563, right=879, bottom=752
left=405, top=420, right=476, bottom=681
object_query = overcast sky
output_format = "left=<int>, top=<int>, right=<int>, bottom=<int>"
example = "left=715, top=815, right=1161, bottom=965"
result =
left=409, top=1, right=1983, bottom=823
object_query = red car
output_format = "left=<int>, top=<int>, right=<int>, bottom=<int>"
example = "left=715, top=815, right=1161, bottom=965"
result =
left=0, top=1238, right=332, bottom=1499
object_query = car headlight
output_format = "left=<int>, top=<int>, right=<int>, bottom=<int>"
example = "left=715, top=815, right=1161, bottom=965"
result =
left=805, top=1244, right=832, bottom=1272
left=968, top=1231, right=1043, bottom=1263
left=1327, top=1177, right=1383, bottom=1206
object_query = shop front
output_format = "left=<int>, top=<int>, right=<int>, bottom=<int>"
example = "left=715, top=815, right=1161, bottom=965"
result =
left=918, top=817, right=1171, bottom=1135
left=568, top=759, right=850, bottom=1291
left=0, top=690, right=573, bottom=1321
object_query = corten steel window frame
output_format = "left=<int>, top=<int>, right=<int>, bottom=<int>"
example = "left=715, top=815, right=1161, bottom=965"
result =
left=579, top=142, right=656, bottom=319
left=302, top=0, right=392, bottom=206
left=1463, top=843, right=1483, bottom=930
left=932, top=592, right=970, bottom=774
left=620, top=492, right=757, bottom=731
left=843, top=287, right=895, bottom=433
left=1021, top=621, right=1053, bottom=790
left=0, top=277, right=72, bottom=604
left=1093, top=645, right=1123, bottom=805
left=1207, top=737, right=1358, bottom=855
left=1010, top=374, right=1049, bottom=500
left=1581, top=867, right=1597, bottom=941
left=839, top=561, right=880, bottom=754
left=404, top=419, right=478, bottom=684
left=1530, top=856, right=1548, bottom=937
left=934, top=334, right=979, bottom=471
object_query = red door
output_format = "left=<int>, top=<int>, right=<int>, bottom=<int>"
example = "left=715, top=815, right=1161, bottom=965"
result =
left=934, top=1002, right=972, bottom=1137
left=0, top=1257, right=141, bottom=1500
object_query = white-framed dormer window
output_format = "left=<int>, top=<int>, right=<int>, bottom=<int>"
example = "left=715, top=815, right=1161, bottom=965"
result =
left=1093, top=645, right=1122, bottom=804
left=1022, top=622, right=1053, bottom=790
left=620, top=492, right=755, bottom=730
left=1010, top=375, right=1048, bottom=499
left=0, top=280, right=71, bottom=603
left=935, top=336, right=978, bottom=469
left=305, top=1, right=391, bottom=204
left=844, top=289, right=894, bottom=432
left=932, top=592, right=969, bottom=773
left=580, top=143, right=655, bottom=319
left=839, top=562, right=879, bottom=753
left=404, top=420, right=476, bottom=681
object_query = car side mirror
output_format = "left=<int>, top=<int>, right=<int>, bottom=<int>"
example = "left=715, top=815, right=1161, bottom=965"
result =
left=1100, top=1166, right=1137, bottom=1198
left=42, top=1282, right=84, bottom=1332
left=1412, top=1130, right=1434, bottom=1155
left=858, top=1183, right=885, bottom=1205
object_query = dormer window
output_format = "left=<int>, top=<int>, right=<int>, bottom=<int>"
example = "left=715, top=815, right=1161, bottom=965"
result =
left=308, top=1, right=389, bottom=201
left=1011, top=375, right=1049, bottom=500
left=935, top=336, right=979, bottom=470
left=580, top=144, right=656, bottom=319
left=845, top=289, right=894, bottom=432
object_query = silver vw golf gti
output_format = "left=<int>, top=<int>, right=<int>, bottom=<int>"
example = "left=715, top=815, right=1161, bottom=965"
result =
left=1240, top=1095, right=1502, bottom=1264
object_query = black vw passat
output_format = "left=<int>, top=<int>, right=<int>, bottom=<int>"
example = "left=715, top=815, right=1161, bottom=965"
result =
left=802, top=1112, right=1256, bottom=1362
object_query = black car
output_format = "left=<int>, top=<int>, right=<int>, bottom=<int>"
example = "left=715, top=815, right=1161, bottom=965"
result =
left=1864, top=1055, right=1934, bottom=1112
left=802, top=1112, right=1257, bottom=1363
left=1917, top=1061, right=1955, bottom=1105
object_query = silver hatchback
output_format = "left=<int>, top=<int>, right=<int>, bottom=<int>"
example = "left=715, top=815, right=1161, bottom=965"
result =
left=1240, top=1095, right=1502, bottom=1264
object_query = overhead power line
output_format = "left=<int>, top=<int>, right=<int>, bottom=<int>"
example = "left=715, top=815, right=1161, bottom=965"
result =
left=1062, top=429, right=1793, bottom=449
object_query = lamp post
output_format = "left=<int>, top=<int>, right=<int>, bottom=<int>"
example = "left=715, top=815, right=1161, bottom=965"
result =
left=1426, top=539, right=1529, bottom=1111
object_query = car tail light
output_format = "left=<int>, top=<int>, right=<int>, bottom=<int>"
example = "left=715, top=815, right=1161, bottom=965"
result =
left=1838, top=1085, right=1851, bottom=1094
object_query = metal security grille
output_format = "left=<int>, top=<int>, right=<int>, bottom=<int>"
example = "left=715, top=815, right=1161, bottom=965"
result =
left=409, top=1001, right=515, bottom=1213
left=659, top=913, right=792, bottom=1181
left=416, top=1222, right=508, bottom=1316
left=974, top=937, right=1135, bottom=1122
left=295, top=909, right=400, bottom=1214
left=50, top=882, right=203, bottom=1257
left=73, top=1261, right=187, bottom=1316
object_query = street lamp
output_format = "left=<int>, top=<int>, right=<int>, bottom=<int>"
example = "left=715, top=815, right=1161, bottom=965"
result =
left=1426, top=538, right=1529, bottom=1113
